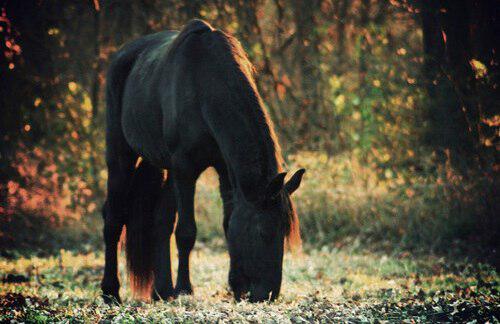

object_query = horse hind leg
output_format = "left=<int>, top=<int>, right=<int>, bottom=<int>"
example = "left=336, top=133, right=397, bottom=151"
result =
left=215, top=163, right=233, bottom=238
left=101, top=147, right=137, bottom=304
left=152, top=173, right=177, bottom=301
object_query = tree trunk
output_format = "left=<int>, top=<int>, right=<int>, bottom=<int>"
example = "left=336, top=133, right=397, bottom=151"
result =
left=358, top=0, right=370, bottom=87
left=292, top=0, right=321, bottom=138
left=90, top=3, right=101, bottom=122
left=420, top=0, right=500, bottom=176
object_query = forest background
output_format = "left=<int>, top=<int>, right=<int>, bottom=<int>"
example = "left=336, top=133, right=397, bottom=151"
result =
left=0, top=0, right=498, bottom=264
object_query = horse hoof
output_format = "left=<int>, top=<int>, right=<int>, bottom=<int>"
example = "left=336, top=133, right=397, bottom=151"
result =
left=101, top=279, right=121, bottom=304
left=174, top=286, right=193, bottom=296
left=102, top=293, right=121, bottom=305
left=152, top=289, right=175, bottom=301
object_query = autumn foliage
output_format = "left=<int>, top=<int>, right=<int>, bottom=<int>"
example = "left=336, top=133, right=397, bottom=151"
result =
left=0, top=0, right=497, bottom=258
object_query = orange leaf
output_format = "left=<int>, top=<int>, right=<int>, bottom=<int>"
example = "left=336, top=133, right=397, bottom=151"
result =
left=282, top=74, right=292, bottom=87
left=277, top=83, right=286, bottom=101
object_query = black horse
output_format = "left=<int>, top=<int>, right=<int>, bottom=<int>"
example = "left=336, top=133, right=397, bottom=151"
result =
left=101, top=19, right=305, bottom=304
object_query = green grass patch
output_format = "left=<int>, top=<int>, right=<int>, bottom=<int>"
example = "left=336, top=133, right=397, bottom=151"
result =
left=0, top=247, right=498, bottom=322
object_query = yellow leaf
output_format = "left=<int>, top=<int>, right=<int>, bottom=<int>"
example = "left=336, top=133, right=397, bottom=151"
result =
left=68, top=82, right=78, bottom=93
left=469, top=59, right=487, bottom=79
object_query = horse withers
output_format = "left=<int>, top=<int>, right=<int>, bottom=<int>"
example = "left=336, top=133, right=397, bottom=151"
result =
left=101, top=19, right=305, bottom=304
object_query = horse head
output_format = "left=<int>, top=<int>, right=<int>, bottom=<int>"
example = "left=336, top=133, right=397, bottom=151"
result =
left=226, top=169, right=305, bottom=302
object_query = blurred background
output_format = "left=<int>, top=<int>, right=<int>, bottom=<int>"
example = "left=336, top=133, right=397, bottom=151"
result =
left=0, top=0, right=498, bottom=264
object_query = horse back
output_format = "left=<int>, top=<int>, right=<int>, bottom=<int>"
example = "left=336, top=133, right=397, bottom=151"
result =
left=108, top=21, right=223, bottom=170
left=108, top=31, right=179, bottom=167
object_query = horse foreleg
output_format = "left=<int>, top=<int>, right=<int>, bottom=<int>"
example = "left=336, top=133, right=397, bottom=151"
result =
left=152, top=175, right=176, bottom=301
left=171, top=165, right=198, bottom=296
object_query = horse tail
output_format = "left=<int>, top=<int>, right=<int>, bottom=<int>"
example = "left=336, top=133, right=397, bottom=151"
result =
left=124, top=160, right=163, bottom=299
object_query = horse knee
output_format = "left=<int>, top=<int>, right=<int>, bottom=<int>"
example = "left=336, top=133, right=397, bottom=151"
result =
left=175, top=224, right=196, bottom=251
left=103, top=208, right=123, bottom=244
left=175, top=221, right=196, bottom=239
left=104, top=223, right=122, bottom=245
left=154, top=214, right=175, bottom=239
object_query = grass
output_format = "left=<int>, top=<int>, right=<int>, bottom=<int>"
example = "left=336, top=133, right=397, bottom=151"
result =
left=1, top=152, right=498, bottom=321
left=0, top=245, right=498, bottom=322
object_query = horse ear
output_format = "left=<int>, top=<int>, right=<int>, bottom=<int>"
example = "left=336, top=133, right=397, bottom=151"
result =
left=285, top=169, right=305, bottom=195
left=265, top=172, right=287, bottom=199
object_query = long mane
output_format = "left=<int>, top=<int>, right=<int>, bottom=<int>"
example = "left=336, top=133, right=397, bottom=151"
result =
left=202, top=27, right=301, bottom=250
left=208, top=29, right=285, bottom=172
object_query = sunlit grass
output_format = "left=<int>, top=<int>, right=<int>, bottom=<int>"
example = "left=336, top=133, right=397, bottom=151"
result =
left=1, top=247, right=497, bottom=322
left=1, top=152, right=496, bottom=321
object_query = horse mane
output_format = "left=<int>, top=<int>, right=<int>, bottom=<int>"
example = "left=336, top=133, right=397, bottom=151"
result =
left=201, top=27, right=301, bottom=250
left=285, top=199, right=302, bottom=251
left=206, top=29, right=285, bottom=172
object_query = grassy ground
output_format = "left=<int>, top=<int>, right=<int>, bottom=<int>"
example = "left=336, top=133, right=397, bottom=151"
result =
left=0, top=244, right=498, bottom=322
left=1, top=153, right=497, bottom=322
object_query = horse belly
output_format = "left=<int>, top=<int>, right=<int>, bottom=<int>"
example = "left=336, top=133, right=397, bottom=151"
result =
left=121, top=100, right=172, bottom=169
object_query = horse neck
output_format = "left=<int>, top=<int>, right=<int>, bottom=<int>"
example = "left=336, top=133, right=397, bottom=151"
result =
left=231, top=102, right=282, bottom=200
left=209, top=96, right=283, bottom=201
left=198, top=30, right=283, bottom=199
